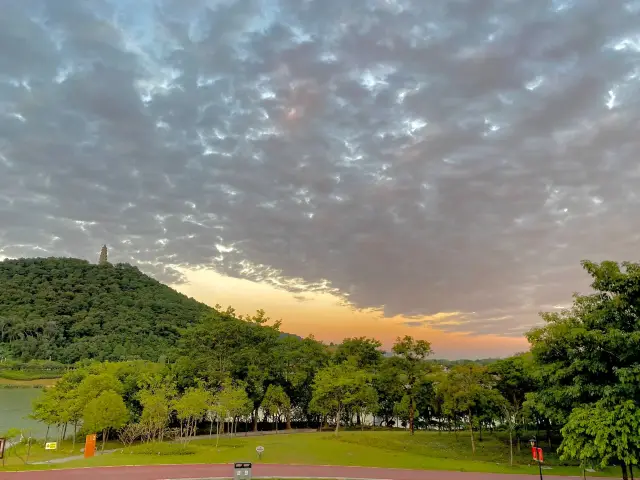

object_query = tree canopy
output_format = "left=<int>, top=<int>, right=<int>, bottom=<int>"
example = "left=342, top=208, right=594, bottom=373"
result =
left=0, top=257, right=212, bottom=362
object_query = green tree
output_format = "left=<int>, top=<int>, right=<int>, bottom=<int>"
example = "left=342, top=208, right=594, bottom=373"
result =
left=528, top=260, right=640, bottom=478
left=489, top=354, right=537, bottom=465
left=261, top=385, right=291, bottom=433
left=137, top=376, right=176, bottom=442
left=82, top=391, right=129, bottom=451
left=390, top=335, right=433, bottom=434
left=438, top=364, right=497, bottom=454
left=173, top=386, right=211, bottom=444
left=310, top=363, right=373, bottom=436
left=559, top=400, right=640, bottom=480
left=334, top=337, right=383, bottom=370
left=271, top=335, right=330, bottom=428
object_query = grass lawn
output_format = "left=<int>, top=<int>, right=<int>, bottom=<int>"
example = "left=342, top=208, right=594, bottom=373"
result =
left=0, top=430, right=617, bottom=477
left=0, top=378, right=58, bottom=387
left=1, top=438, right=122, bottom=468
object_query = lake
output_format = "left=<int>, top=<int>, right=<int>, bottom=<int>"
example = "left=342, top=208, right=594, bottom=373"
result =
left=0, top=388, right=48, bottom=438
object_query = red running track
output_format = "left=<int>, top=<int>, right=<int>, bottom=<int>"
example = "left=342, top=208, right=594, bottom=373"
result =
left=0, top=463, right=580, bottom=480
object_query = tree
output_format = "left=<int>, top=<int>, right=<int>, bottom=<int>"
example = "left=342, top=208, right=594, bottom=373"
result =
left=489, top=354, right=537, bottom=465
left=82, top=391, right=129, bottom=451
left=137, top=378, right=176, bottom=442
left=390, top=335, right=433, bottom=434
left=272, top=335, right=330, bottom=428
left=334, top=337, right=383, bottom=370
left=173, top=386, right=210, bottom=444
left=438, top=364, right=497, bottom=454
left=261, top=385, right=291, bottom=433
left=373, top=357, right=405, bottom=427
left=310, top=363, right=373, bottom=435
left=559, top=400, right=640, bottom=480
left=528, top=260, right=640, bottom=477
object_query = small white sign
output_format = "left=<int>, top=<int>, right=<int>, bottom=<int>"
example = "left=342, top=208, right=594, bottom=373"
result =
left=256, top=445, right=264, bottom=453
left=45, top=442, right=57, bottom=450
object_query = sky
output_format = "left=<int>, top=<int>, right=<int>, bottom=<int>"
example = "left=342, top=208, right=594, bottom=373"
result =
left=0, top=0, right=639, bottom=359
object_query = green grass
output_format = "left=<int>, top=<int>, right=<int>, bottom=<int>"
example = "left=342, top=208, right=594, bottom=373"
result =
left=0, top=377, right=58, bottom=387
left=0, top=369, right=63, bottom=381
left=0, top=431, right=618, bottom=477
left=1, top=438, right=121, bottom=468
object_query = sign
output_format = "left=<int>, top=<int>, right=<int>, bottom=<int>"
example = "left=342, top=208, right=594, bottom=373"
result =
left=233, top=462, right=252, bottom=480
left=45, top=442, right=57, bottom=450
left=84, top=434, right=96, bottom=459
left=256, top=445, right=264, bottom=459
left=0, top=438, right=5, bottom=460
left=532, top=447, right=544, bottom=463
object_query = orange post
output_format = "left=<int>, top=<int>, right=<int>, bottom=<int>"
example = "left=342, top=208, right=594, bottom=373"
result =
left=84, top=434, right=96, bottom=458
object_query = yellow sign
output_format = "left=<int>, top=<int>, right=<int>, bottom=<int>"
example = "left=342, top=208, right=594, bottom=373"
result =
left=45, top=442, right=57, bottom=450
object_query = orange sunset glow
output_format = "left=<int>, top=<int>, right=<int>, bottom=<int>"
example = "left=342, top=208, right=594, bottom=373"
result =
left=172, top=268, right=529, bottom=359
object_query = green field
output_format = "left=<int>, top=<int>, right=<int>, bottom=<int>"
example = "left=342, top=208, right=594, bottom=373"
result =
left=1, top=430, right=616, bottom=476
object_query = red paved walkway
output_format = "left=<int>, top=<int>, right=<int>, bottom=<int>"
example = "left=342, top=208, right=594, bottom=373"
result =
left=0, top=463, right=581, bottom=479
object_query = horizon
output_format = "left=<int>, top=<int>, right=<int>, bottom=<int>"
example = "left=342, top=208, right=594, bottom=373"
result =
left=1, top=1, right=636, bottom=359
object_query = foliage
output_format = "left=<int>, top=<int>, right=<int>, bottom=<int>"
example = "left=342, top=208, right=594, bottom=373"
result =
left=0, top=257, right=210, bottom=362
left=310, top=363, right=374, bottom=435
left=137, top=376, right=176, bottom=442
left=559, top=399, right=640, bottom=477
left=261, top=385, right=290, bottom=432
left=172, top=386, right=210, bottom=443
left=389, top=335, right=433, bottom=434
left=437, top=364, right=501, bottom=454
left=82, top=390, right=129, bottom=449
left=333, top=337, right=383, bottom=370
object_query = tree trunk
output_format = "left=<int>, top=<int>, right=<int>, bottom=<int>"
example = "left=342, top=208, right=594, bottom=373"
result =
left=409, top=398, right=415, bottom=435
left=468, top=410, right=476, bottom=454
left=630, top=463, right=634, bottom=480
left=216, top=418, right=220, bottom=448
left=62, top=423, right=68, bottom=442
left=286, top=413, right=292, bottom=430
left=335, top=405, right=342, bottom=436
left=253, top=408, right=259, bottom=432
left=275, top=415, right=279, bottom=434
left=72, top=421, right=77, bottom=451
left=621, top=461, right=629, bottom=480
left=102, top=429, right=108, bottom=452
left=479, top=422, right=483, bottom=442
left=509, top=429, right=513, bottom=466
left=45, top=425, right=50, bottom=444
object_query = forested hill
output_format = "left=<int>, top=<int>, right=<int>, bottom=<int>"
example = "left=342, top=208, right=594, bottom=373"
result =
left=0, top=257, right=212, bottom=363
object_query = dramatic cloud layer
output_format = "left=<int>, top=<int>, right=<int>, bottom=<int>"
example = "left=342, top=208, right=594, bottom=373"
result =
left=1, top=0, right=640, bottom=336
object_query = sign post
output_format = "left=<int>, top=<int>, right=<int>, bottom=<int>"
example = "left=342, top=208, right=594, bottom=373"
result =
left=84, top=434, right=96, bottom=459
left=530, top=437, right=544, bottom=480
left=256, top=445, right=264, bottom=460
left=0, top=438, right=6, bottom=466
left=233, top=462, right=252, bottom=480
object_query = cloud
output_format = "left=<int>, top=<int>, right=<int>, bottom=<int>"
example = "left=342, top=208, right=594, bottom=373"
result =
left=1, top=0, right=640, bottom=336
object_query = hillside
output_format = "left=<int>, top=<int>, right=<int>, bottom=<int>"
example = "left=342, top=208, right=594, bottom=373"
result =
left=0, top=257, right=212, bottom=363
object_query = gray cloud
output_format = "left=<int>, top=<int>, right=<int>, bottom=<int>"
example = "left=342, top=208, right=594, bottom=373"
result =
left=1, top=0, right=640, bottom=336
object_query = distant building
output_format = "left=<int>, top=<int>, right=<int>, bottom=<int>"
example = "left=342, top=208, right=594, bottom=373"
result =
left=99, top=245, right=108, bottom=265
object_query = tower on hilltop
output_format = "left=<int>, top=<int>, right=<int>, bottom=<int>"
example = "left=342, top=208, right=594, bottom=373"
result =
left=99, top=245, right=108, bottom=265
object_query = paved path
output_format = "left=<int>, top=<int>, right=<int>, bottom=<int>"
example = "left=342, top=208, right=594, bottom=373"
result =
left=1, top=463, right=583, bottom=479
